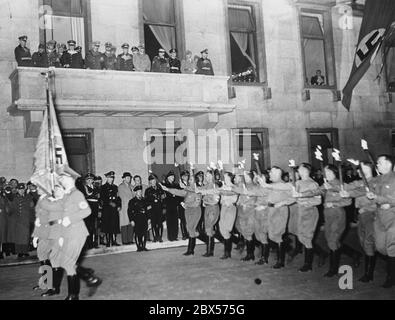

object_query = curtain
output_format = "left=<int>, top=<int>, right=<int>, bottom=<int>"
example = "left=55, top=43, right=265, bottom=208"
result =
left=143, top=0, right=176, bottom=52
left=71, top=17, right=85, bottom=56
left=231, top=32, right=256, bottom=68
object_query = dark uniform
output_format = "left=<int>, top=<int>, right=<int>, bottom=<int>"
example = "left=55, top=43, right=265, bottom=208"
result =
left=85, top=42, right=104, bottom=70
left=0, top=193, right=10, bottom=258
left=9, top=184, right=35, bottom=256
left=102, top=42, right=117, bottom=70
left=152, top=50, right=170, bottom=73
left=60, top=40, right=84, bottom=69
left=117, top=43, right=134, bottom=71
left=196, top=49, right=214, bottom=75
left=100, top=171, right=120, bottom=246
left=32, top=44, right=48, bottom=68
left=169, top=48, right=181, bottom=73
left=145, top=175, right=165, bottom=242
left=128, top=186, right=149, bottom=251
left=82, top=173, right=100, bottom=248
left=14, top=36, right=33, bottom=67
left=163, top=172, right=180, bottom=241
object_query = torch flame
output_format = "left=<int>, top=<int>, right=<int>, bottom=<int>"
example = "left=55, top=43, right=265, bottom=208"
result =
left=361, top=139, right=368, bottom=150
left=253, top=153, right=260, bottom=161
left=347, top=158, right=360, bottom=166
left=332, top=149, right=341, bottom=162
left=315, top=147, right=323, bottom=161
left=288, top=159, right=296, bottom=167
left=217, top=160, right=223, bottom=170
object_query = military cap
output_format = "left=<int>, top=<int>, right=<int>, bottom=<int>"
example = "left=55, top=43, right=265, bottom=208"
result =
left=92, top=41, right=100, bottom=47
left=169, top=48, right=177, bottom=54
left=4, top=186, right=12, bottom=193
left=121, top=43, right=129, bottom=49
left=148, top=174, right=158, bottom=181
left=122, top=172, right=132, bottom=179
left=85, top=173, right=95, bottom=180
left=200, top=48, right=208, bottom=54
left=19, top=35, right=28, bottom=41
left=94, top=175, right=102, bottom=181
left=158, top=48, right=166, bottom=53
left=195, top=170, right=204, bottom=177
left=67, top=40, right=76, bottom=45
left=166, top=171, right=175, bottom=178
left=75, top=46, right=82, bottom=52
left=38, top=43, right=45, bottom=49
left=133, top=185, right=143, bottom=192
left=47, top=40, right=57, bottom=46
left=17, top=183, right=26, bottom=190
left=131, top=46, right=139, bottom=52
left=105, top=171, right=115, bottom=178
left=105, top=42, right=112, bottom=49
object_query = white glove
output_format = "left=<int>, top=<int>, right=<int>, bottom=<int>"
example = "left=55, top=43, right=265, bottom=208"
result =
left=33, top=237, right=39, bottom=248
left=131, top=221, right=135, bottom=227
left=58, top=237, right=64, bottom=247
left=62, top=216, right=71, bottom=227
left=34, top=218, right=41, bottom=227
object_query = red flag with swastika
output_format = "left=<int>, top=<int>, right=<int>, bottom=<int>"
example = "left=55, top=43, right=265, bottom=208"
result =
left=342, top=0, right=395, bottom=110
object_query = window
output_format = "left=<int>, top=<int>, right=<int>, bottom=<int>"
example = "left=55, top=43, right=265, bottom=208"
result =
left=63, top=130, right=94, bottom=176
left=228, top=4, right=258, bottom=83
left=236, top=129, right=270, bottom=171
left=300, top=9, right=336, bottom=88
left=143, top=0, right=177, bottom=61
left=391, top=130, right=395, bottom=157
left=41, top=0, right=88, bottom=56
left=307, top=129, right=339, bottom=171
left=384, top=42, right=395, bottom=92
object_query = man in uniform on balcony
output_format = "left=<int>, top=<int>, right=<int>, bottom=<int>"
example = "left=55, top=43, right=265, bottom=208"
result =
left=196, top=49, right=214, bottom=76
left=60, top=40, right=84, bottom=69
left=102, top=42, right=117, bottom=70
left=134, top=44, right=151, bottom=72
left=32, top=44, right=48, bottom=68
left=14, top=35, right=33, bottom=67
left=46, top=40, right=61, bottom=68
left=169, top=48, right=181, bottom=73
left=152, top=48, right=170, bottom=73
left=117, top=43, right=134, bottom=72
left=85, top=41, right=104, bottom=70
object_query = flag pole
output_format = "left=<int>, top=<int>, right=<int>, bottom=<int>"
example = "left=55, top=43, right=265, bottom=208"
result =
left=43, top=69, right=55, bottom=196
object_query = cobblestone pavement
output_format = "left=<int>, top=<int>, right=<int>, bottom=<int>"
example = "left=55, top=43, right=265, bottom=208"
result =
left=0, top=244, right=394, bottom=300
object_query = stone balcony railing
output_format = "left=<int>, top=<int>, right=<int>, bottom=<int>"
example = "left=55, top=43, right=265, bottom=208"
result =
left=9, top=67, right=235, bottom=117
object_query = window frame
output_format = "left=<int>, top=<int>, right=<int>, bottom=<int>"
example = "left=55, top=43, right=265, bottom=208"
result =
left=299, top=7, right=337, bottom=90
left=38, top=0, right=92, bottom=55
left=138, top=0, right=185, bottom=60
left=226, top=0, right=267, bottom=86
left=306, top=128, right=339, bottom=167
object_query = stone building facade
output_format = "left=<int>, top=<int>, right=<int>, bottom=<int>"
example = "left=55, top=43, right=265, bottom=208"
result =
left=1, top=0, right=394, bottom=183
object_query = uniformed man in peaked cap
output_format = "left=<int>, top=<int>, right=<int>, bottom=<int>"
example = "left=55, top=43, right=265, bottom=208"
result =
left=196, top=48, right=214, bottom=75
left=14, top=35, right=33, bottom=67
left=85, top=41, right=104, bottom=70
left=145, top=174, right=166, bottom=242
left=60, top=40, right=84, bottom=69
left=117, top=43, right=134, bottom=71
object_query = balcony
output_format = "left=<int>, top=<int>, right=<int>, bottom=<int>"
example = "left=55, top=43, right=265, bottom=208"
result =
left=9, top=67, right=235, bottom=117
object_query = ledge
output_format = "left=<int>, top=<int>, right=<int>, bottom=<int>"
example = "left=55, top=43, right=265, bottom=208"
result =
left=9, top=67, right=236, bottom=117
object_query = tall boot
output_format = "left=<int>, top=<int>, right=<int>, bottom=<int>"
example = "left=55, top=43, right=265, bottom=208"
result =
left=210, top=236, right=215, bottom=256
left=272, top=242, right=285, bottom=269
left=152, top=227, right=158, bottom=242
left=180, top=220, right=188, bottom=240
left=41, top=267, right=63, bottom=297
left=236, top=235, right=245, bottom=252
left=299, top=248, right=314, bottom=272
left=106, top=234, right=111, bottom=247
left=142, top=236, right=149, bottom=251
left=359, top=254, right=376, bottom=283
left=112, top=234, right=120, bottom=246
left=256, top=243, right=270, bottom=265
left=202, top=237, right=213, bottom=257
left=382, top=257, right=395, bottom=288
left=183, top=237, right=194, bottom=256
left=65, top=275, right=80, bottom=300
left=136, top=236, right=143, bottom=252
left=324, top=249, right=340, bottom=277
left=220, top=238, right=230, bottom=260
left=158, top=226, right=163, bottom=242
left=241, top=240, right=255, bottom=261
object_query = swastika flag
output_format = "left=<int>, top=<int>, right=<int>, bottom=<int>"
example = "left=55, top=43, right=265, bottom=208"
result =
left=342, top=0, right=395, bottom=110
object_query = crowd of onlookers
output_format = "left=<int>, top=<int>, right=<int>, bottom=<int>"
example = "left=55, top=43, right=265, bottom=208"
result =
left=14, top=35, right=215, bottom=75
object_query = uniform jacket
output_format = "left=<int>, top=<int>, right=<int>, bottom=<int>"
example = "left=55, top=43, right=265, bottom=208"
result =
left=100, top=183, right=119, bottom=207
left=234, top=184, right=257, bottom=208
left=118, top=182, right=134, bottom=227
left=166, top=185, right=202, bottom=208
left=102, top=53, right=118, bottom=70
left=372, top=171, right=395, bottom=213
left=169, top=57, right=181, bottom=73
left=117, top=53, right=134, bottom=71
left=39, top=196, right=64, bottom=240
left=295, top=178, right=322, bottom=207
left=151, top=56, right=170, bottom=73
left=196, top=58, right=214, bottom=75
left=0, top=195, right=10, bottom=243
left=60, top=50, right=84, bottom=69
left=181, top=58, right=196, bottom=74
left=62, top=188, right=90, bottom=239
left=85, top=50, right=104, bottom=69
left=8, top=194, right=35, bottom=244
left=127, top=196, right=148, bottom=223
left=323, top=179, right=352, bottom=208
left=200, top=182, right=220, bottom=206
left=47, top=49, right=61, bottom=67
left=133, top=53, right=151, bottom=72
left=32, top=52, right=49, bottom=68
left=345, top=178, right=377, bottom=213
left=14, top=45, right=33, bottom=67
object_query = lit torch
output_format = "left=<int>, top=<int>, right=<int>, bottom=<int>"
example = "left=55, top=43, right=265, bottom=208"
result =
left=288, top=159, right=297, bottom=188
left=347, top=158, right=370, bottom=192
left=332, top=148, right=344, bottom=191
left=361, top=139, right=379, bottom=175
left=314, top=145, right=327, bottom=182
left=253, top=153, right=262, bottom=176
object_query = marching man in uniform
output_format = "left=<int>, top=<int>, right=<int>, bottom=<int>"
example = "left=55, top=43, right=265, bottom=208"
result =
left=367, top=155, right=395, bottom=288
left=57, top=171, right=92, bottom=300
